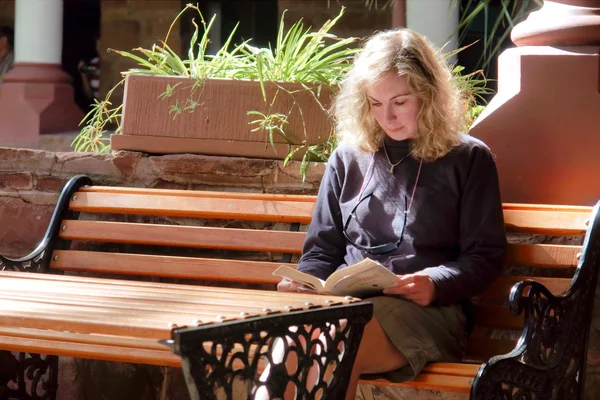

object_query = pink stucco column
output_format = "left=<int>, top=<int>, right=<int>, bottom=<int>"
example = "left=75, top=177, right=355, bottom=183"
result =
left=469, top=0, right=600, bottom=206
left=392, top=0, right=406, bottom=28
left=0, top=0, right=83, bottom=148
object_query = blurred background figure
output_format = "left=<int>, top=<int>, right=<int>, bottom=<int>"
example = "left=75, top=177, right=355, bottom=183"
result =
left=0, top=25, right=14, bottom=83
left=78, top=52, right=100, bottom=104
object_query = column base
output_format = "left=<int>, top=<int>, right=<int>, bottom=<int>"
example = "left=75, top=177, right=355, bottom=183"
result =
left=0, top=63, right=84, bottom=149
left=511, top=1, right=600, bottom=46
left=469, top=46, right=600, bottom=206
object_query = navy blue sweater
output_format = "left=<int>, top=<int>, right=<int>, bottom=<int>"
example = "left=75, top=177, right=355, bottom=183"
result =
left=297, top=135, right=507, bottom=306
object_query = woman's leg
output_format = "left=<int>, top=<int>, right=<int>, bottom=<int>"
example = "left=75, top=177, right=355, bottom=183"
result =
left=257, top=317, right=407, bottom=400
left=345, top=317, right=408, bottom=400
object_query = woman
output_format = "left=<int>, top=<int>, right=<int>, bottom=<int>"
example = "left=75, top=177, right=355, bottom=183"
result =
left=278, top=28, right=507, bottom=399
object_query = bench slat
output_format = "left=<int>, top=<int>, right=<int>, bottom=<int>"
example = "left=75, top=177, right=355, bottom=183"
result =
left=0, top=328, right=261, bottom=369
left=1, top=300, right=170, bottom=339
left=421, top=362, right=480, bottom=377
left=503, top=209, right=589, bottom=235
left=80, top=186, right=318, bottom=202
left=49, top=244, right=579, bottom=294
left=465, top=337, right=518, bottom=361
left=0, top=326, right=169, bottom=351
left=69, top=192, right=314, bottom=223
left=0, top=272, right=344, bottom=311
left=59, top=221, right=580, bottom=270
left=60, top=220, right=305, bottom=254
left=0, top=332, right=182, bottom=367
left=50, top=250, right=284, bottom=284
left=502, top=203, right=592, bottom=212
left=474, top=304, right=524, bottom=330
left=476, top=275, right=572, bottom=302
left=0, top=271, right=308, bottom=301
left=506, top=243, right=580, bottom=268
left=0, top=290, right=291, bottom=318
left=0, top=281, right=337, bottom=317
left=370, top=373, right=474, bottom=393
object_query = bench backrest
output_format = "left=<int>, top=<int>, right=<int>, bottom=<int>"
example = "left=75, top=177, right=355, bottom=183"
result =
left=22, top=175, right=598, bottom=363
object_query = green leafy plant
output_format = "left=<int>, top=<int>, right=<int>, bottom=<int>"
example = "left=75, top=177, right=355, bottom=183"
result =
left=442, top=43, right=493, bottom=130
left=74, top=3, right=491, bottom=182
left=248, top=111, right=293, bottom=145
left=72, top=80, right=123, bottom=152
left=74, top=4, right=358, bottom=182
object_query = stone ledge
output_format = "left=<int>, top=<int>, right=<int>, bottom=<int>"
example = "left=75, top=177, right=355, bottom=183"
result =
left=0, top=147, right=325, bottom=193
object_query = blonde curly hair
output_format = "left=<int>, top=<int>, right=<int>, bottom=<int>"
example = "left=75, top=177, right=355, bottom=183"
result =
left=333, top=29, right=464, bottom=161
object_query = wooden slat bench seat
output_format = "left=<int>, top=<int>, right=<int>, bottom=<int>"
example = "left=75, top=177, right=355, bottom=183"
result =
left=0, top=270, right=371, bottom=399
left=0, top=270, right=359, bottom=364
left=1, top=174, right=599, bottom=399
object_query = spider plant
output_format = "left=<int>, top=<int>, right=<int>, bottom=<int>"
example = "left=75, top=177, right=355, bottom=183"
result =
left=73, top=4, right=357, bottom=182
left=73, top=2, right=490, bottom=183
left=442, top=43, right=493, bottom=130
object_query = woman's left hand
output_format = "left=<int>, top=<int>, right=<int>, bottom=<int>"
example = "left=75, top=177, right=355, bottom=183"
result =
left=383, top=274, right=437, bottom=306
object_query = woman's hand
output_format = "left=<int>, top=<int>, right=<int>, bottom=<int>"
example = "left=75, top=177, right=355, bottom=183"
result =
left=383, top=274, right=437, bottom=306
left=277, top=278, right=315, bottom=293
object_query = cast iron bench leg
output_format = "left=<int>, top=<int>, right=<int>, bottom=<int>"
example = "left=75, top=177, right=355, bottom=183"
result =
left=0, top=351, right=58, bottom=400
left=165, top=302, right=373, bottom=400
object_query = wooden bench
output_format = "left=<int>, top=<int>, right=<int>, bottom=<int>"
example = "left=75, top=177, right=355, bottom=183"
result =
left=1, top=174, right=599, bottom=399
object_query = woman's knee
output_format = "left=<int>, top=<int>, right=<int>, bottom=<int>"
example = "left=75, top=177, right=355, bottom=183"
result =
left=353, top=318, right=408, bottom=374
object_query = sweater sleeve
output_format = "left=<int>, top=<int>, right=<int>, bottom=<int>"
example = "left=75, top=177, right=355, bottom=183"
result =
left=420, top=145, right=507, bottom=305
left=296, top=162, right=347, bottom=280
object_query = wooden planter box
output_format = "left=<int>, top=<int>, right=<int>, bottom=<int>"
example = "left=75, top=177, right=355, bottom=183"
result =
left=111, top=75, right=334, bottom=159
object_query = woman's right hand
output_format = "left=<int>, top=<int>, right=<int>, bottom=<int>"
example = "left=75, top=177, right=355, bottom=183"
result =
left=277, top=278, right=313, bottom=293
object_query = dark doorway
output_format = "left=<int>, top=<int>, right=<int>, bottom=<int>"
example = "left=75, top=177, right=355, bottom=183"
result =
left=62, top=0, right=101, bottom=113
left=180, top=1, right=278, bottom=57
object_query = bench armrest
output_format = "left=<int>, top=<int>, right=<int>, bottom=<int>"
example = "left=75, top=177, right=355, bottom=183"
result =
left=165, top=302, right=373, bottom=400
left=0, top=175, right=91, bottom=273
left=470, top=201, right=600, bottom=399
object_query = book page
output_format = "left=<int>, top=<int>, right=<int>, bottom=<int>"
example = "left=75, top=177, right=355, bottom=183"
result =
left=272, top=265, right=326, bottom=293
left=324, top=259, right=399, bottom=297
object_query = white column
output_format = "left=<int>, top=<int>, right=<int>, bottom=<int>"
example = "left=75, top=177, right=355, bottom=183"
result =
left=407, top=0, right=459, bottom=55
left=14, top=0, right=64, bottom=64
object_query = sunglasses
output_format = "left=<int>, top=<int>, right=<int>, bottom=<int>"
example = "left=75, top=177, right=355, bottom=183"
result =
left=342, top=192, right=408, bottom=255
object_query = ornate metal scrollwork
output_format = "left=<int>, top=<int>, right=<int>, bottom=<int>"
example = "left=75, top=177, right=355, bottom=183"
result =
left=0, top=250, right=51, bottom=273
left=471, top=202, right=600, bottom=400
left=167, top=302, right=373, bottom=400
left=0, top=351, right=58, bottom=400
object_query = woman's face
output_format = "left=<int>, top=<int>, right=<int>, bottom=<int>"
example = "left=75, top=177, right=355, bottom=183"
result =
left=365, top=71, right=421, bottom=141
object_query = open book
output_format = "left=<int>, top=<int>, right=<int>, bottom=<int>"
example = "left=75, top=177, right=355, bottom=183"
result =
left=273, top=258, right=399, bottom=297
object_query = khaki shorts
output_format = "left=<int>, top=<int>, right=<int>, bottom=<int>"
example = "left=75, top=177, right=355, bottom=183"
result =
left=362, top=295, right=467, bottom=382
